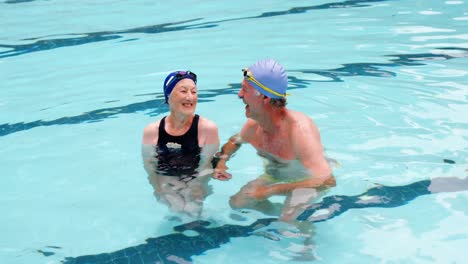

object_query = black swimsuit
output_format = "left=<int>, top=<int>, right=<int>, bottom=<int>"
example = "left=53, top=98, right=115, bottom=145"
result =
left=155, top=115, right=201, bottom=177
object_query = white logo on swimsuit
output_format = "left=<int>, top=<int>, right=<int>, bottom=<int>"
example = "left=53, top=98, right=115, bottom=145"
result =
left=166, top=142, right=182, bottom=149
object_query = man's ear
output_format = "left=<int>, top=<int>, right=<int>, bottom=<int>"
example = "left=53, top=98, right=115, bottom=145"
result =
left=263, top=96, right=270, bottom=104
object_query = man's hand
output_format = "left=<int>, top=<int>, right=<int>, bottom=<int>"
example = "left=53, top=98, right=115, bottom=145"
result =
left=323, top=175, right=336, bottom=187
left=213, top=162, right=232, bottom=181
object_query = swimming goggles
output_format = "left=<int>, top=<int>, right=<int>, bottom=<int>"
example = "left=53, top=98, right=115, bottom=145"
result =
left=165, top=71, right=197, bottom=88
left=242, top=68, right=288, bottom=98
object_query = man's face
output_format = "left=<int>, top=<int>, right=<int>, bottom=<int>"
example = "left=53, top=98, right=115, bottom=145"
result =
left=238, top=80, right=263, bottom=118
left=168, top=78, right=198, bottom=115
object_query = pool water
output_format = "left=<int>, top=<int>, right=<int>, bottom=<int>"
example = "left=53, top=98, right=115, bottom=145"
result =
left=1, top=0, right=467, bottom=263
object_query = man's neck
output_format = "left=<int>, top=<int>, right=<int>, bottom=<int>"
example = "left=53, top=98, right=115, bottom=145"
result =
left=256, top=107, right=287, bottom=133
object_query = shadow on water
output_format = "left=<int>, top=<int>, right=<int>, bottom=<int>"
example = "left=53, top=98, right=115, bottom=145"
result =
left=48, top=176, right=467, bottom=263
left=293, top=47, right=468, bottom=82
left=2, top=0, right=399, bottom=58
left=4, top=0, right=35, bottom=3
left=0, top=18, right=214, bottom=59
left=1, top=47, right=467, bottom=138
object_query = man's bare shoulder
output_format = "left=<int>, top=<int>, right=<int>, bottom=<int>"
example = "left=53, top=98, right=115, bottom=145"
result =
left=240, top=118, right=259, bottom=141
left=287, top=110, right=330, bottom=177
left=244, top=118, right=259, bottom=129
left=287, top=110, right=318, bottom=131
left=285, top=110, right=322, bottom=149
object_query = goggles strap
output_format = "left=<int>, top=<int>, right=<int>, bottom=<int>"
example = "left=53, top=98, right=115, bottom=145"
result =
left=243, top=69, right=288, bottom=98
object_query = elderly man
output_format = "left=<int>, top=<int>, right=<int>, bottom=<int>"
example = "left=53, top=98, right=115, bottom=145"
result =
left=214, top=59, right=335, bottom=222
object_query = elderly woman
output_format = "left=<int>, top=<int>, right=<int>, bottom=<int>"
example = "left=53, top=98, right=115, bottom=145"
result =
left=142, top=70, right=219, bottom=218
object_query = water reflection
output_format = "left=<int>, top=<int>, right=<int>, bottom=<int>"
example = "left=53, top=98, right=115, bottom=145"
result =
left=1, top=47, right=466, bottom=138
left=58, top=176, right=467, bottom=264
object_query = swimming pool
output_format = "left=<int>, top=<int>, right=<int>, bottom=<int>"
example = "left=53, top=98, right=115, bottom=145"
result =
left=1, top=0, right=467, bottom=263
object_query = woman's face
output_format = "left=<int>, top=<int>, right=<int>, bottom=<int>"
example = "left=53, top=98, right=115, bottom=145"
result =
left=168, top=78, right=198, bottom=115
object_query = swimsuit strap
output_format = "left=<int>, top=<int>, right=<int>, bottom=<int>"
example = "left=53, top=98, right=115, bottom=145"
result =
left=186, top=114, right=199, bottom=142
left=157, top=116, right=168, bottom=146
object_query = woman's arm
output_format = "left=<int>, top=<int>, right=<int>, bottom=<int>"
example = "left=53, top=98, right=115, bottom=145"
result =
left=197, top=117, right=220, bottom=176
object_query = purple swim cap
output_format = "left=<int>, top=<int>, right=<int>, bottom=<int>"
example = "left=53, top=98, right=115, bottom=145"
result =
left=163, top=71, right=197, bottom=103
left=247, top=59, right=288, bottom=99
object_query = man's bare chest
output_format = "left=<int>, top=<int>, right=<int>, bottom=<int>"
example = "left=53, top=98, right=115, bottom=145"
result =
left=252, top=131, right=295, bottom=160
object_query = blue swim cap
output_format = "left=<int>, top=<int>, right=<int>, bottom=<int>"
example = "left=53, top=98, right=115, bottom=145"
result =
left=163, top=71, right=197, bottom=103
left=246, top=59, right=288, bottom=99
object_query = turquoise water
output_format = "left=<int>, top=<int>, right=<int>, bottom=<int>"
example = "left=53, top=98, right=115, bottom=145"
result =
left=1, top=0, right=467, bottom=263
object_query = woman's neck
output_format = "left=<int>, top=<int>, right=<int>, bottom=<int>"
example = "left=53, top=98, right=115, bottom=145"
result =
left=166, top=113, right=194, bottom=135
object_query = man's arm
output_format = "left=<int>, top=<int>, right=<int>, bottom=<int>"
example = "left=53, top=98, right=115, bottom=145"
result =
left=246, top=175, right=336, bottom=200
left=248, top=116, right=334, bottom=198
left=213, top=119, right=257, bottom=180
left=212, top=133, right=243, bottom=180
left=294, top=118, right=333, bottom=184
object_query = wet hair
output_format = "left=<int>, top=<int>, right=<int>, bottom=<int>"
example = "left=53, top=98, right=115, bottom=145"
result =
left=254, top=89, right=287, bottom=107
left=269, top=97, right=287, bottom=107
